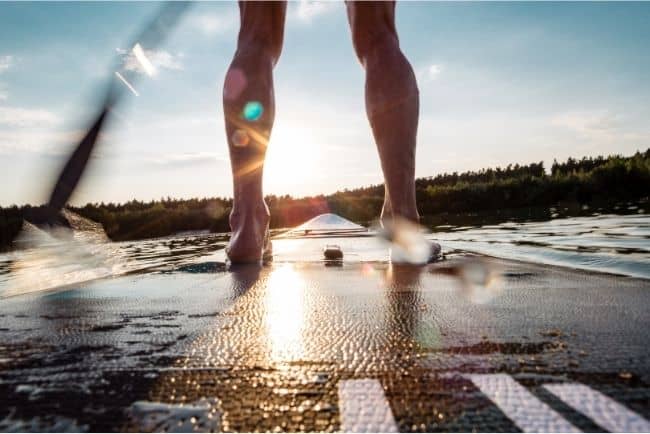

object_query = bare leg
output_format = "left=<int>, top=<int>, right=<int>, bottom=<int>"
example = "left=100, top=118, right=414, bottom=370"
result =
left=223, top=1, right=286, bottom=263
left=346, top=1, right=419, bottom=224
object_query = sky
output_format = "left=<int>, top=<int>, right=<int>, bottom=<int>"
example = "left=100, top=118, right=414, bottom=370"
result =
left=0, top=1, right=649, bottom=206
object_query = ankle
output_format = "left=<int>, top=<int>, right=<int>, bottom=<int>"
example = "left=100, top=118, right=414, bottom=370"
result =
left=230, top=200, right=270, bottom=225
left=381, top=206, right=419, bottom=226
left=395, top=208, right=419, bottom=224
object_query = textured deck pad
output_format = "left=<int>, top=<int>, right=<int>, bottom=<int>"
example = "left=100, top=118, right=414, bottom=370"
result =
left=0, top=258, right=649, bottom=432
left=544, top=383, right=650, bottom=433
left=469, top=374, right=580, bottom=432
left=338, top=379, right=398, bottom=433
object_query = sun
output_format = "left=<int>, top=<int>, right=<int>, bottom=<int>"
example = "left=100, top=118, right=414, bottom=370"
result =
left=263, top=120, right=323, bottom=196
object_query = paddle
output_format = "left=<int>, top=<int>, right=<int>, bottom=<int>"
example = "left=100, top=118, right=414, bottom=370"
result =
left=46, top=2, right=191, bottom=217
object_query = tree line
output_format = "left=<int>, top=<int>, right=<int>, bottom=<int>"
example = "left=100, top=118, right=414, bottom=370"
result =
left=1, top=149, right=648, bottom=249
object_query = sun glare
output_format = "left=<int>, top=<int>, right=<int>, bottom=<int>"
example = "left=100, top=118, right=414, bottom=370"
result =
left=263, top=121, right=324, bottom=196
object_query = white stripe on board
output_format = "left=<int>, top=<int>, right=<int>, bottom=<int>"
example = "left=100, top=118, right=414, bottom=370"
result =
left=544, top=383, right=650, bottom=433
left=338, top=379, right=398, bottom=433
left=469, top=374, right=580, bottom=433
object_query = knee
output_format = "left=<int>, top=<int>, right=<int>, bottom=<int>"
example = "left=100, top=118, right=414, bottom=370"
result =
left=236, top=0, right=285, bottom=62
left=350, top=21, right=400, bottom=67
left=347, top=2, right=398, bottom=65
left=236, top=8, right=285, bottom=65
left=236, top=31, right=283, bottom=65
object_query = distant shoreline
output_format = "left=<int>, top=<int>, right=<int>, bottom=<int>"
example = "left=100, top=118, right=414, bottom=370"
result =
left=1, top=149, right=648, bottom=249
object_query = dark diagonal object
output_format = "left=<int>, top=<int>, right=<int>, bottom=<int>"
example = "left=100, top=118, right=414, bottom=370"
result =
left=47, top=2, right=190, bottom=216
left=48, top=108, right=109, bottom=213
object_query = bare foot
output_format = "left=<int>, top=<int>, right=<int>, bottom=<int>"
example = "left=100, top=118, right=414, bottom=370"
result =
left=379, top=215, right=442, bottom=264
left=226, top=202, right=272, bottom=264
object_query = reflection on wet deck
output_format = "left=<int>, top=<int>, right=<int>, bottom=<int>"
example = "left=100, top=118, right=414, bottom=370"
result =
left=0, top=257, right=649, bottom=431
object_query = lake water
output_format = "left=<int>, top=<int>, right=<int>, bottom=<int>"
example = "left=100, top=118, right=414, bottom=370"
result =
left=0, top=212, right=648, bottom=298
left=431, top=213, right=650, bottom=280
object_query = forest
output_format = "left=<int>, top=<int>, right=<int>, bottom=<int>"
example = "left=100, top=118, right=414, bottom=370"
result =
left=1, top=149, right=648, bottom=249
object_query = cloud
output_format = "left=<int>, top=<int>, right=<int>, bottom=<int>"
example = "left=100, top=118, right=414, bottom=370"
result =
left=0, top=129, right=83, bottom=156
left=189, top=13, right=236, bottom=36
left=0, top=55, right=13, bottom=73
left=0, top=106, right=60, bottom=127
left=417, top=63, right=442, bottom=83
left=551, top=110, right=623, bottom=141
left=117, top=48, right=184, bottom=75
left=291, top=1, right=338, bottom=23
left=0, top=90, right=7, bottom=101
left=427, top=64, right=442, bottom=80
left=148, top=152, right=225, bottom=167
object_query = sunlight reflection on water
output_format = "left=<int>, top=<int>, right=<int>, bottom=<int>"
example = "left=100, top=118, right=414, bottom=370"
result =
left=0, top=222, right=129, bottom=298
left=0, top=225, right=228, bottom=298
left=432, top=213, right=650, bottom=279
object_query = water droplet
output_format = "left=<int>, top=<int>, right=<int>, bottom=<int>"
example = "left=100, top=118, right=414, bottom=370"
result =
left=456, top=257, right=502, bottom=303
left=242, top=101, right=263, bottom=121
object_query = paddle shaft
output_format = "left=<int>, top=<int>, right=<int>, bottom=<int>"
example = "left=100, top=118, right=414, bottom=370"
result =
left=46, top=2, right=190, bottom=216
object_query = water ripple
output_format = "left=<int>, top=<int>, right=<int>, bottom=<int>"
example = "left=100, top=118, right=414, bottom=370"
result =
left=432, top=214, right=650, bottom=279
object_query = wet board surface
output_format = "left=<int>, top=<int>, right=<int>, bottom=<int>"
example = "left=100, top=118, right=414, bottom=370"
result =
left=210, top=235, right=389, bottom=264
left=0, top=236, right=649, bottom=432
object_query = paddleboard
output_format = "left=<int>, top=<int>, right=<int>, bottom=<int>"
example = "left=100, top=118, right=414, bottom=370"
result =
left=1, top=239, right=648, bottom=432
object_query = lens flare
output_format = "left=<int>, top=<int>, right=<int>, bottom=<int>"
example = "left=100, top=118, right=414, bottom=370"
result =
left=132, top=43, right=156, bottom=77
left=231, top=129, right=250, bottom=148
left=361, top=263, right=376, bottom=277
left=242, top=101, right=263, bottom=122
left=223, top=68, right=247, bottom=101
left=115, top=71, right=139, bottom=96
